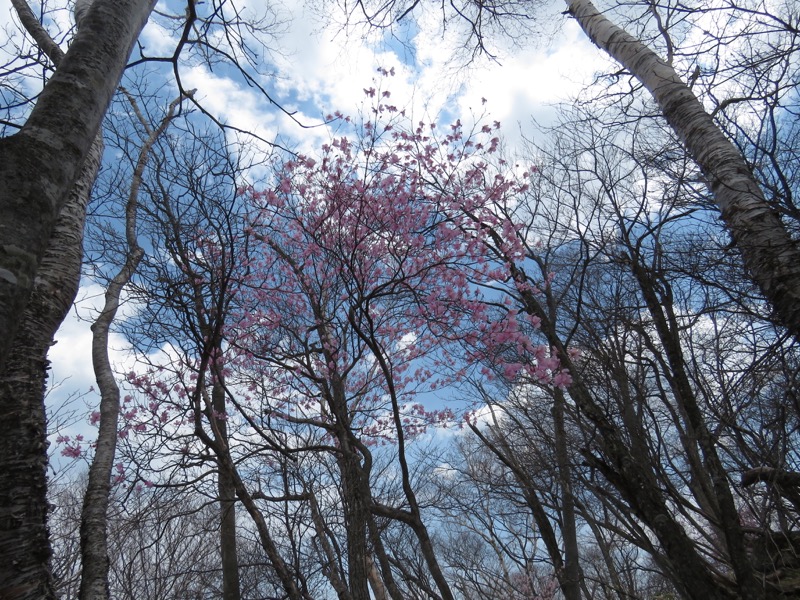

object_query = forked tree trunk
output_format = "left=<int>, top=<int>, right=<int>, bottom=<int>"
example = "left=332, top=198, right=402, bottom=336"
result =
left=564, top=0, right=800, bottom=340
left=626, top=245, right=761, bottom=597
left=468, top=418, right=579, bottom=600
left=330, top=388, right=372, bottom=600
left=308, top=488, right=352, bottom=600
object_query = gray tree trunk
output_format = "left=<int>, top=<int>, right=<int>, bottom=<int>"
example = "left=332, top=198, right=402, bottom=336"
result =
left=366, top=555, right=390, bottom=600
left=0, top=4, right=103, bottom=597
left=79, top=91, right=186, bottom=600
left=0, top=0, right=156, bottom=372
left=565, top=0, right=800, bottom=340
left=212, top=378, right=242, bottom=600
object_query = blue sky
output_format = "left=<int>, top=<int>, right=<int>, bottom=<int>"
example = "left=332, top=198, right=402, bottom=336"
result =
left=0, top=0, right=609, bottom=466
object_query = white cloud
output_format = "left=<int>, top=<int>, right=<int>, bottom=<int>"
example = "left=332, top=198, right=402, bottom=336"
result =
left=46, top=282, right=139, bottom=460
left=181, top=64, right=281, bottom=138
left=263, top=1, right=606, bottom=153
left=37, top=0, right=610, bottom=458
left=140, top=17, right=179, bottom=56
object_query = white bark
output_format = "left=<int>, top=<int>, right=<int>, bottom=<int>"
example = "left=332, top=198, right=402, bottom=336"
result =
left=0, top=0, right=157, bottom=372
left=0, top=4, right=103, bottom=598
left=565, top=0, right=800, bottom=340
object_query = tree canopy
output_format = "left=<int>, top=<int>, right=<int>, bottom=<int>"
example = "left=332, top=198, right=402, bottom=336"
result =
left=2, top=1, right=800, bottom=599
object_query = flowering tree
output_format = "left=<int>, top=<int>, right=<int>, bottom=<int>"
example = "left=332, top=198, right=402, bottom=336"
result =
left=101, top=84, right=564, bottom=600
left=229, top=101, right=557, bottom=600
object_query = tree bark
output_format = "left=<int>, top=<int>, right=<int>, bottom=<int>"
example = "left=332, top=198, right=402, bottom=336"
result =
left=79, top=91, right=185, bottom=600
left=328, top=375, right=372, bottom=600
left=0, top=136, right=101, bottom=600
left=366, top=555, right=390, bottom=600
left=742, top=467, right=800, bottom=489
left=0, top=5, right=102, bottom=597
left=212, top=379, right=241, bottom=600
left=565, top=0, right=800, bottom=340
left=552, top=388, right=583, bottom=600
left=0, top=0, right=156, bottom=372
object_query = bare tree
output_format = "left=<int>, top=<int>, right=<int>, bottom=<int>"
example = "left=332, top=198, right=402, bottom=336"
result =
left=458, top=100, right=800, bottom=597
left=79, top=90, right=190, bottom=600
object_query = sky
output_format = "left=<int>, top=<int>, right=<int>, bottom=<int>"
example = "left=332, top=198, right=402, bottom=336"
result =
left=0, top=0, right=609, bottom=466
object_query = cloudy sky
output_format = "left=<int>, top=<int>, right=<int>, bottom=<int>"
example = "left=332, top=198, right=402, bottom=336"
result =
left=1, top=0, right=609, bottom=462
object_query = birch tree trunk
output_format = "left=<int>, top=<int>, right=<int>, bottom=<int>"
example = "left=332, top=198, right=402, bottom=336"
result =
left=0, top=0, right=156, bottom=372
left=0, top=5, right=103, bottom=597
left=564, top=0, right=800, bottom=340
left=0, top=137, right=102, bottom=600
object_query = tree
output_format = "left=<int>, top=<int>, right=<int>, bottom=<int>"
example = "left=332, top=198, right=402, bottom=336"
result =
left=449, top=97, right=800, bottom=597
left=50, top=477, right=243, bottom=600
left=106, top=122, right=312, bottom=599
left=342, top=0, right=800, bottom=337
left=0, top=1, right=111, bottom=596
left=0, top=0, right=156, bottom=371
left=91, top=92, right=564, bottom=599
left=0, top=1, right=289, bottom=595
left=79, top=89, right=190, bottom=600
left=562, top=0, right=800, bottom=340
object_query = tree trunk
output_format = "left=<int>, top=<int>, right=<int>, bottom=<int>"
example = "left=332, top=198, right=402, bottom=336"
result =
left=80, top=89, right=189, bottom=600
left=79, top=195, right=144, bottom=600
left=308, top=489, right=353, bottom=600
left=212, top=379, right=241, bottom=600
left=564, top=0, right=800, bottom=340
left=468, top=421, right=574, bottom=599
left=0, top=6, right=103, bottom=597
left=331, top=409, right=372, bottom=600
left=366, top=555, right=390, bottom=600
left=215, top=447, right=311, bottom=600
left=348, top=315, right=455, bottom=600
left=552, top=388, right=583, bottom=600
left=0, top=133, right=102, bottom=600
left=341, top=453, right=371, bottom=600
left=0, top=0, right=156, bottom=371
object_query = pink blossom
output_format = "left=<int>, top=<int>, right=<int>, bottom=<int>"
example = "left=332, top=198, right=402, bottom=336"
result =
left=552, top=371, right=573, bottom=389
left=60, top=445, right=81, bottom=458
